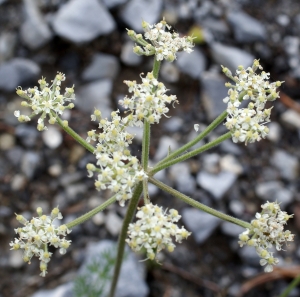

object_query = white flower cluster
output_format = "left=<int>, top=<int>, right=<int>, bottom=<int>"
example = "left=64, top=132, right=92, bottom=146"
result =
left=9, top=207, right=71, bottom=277
left=238, top=201, right=294, bottom=272
left=14, top=72, right=75, bottom=131
left=86, top=109, right=146, bottom=206
left=223, top=60, right=282, bottom=144
left=119, top=72, right=177, bottom=126
left=128, top=19, right=194, bottom=62
left=126, top=203, right=191, bottom=260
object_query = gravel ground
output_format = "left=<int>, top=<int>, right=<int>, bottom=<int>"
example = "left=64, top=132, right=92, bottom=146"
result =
left=1, top=0, right=300, bottom=297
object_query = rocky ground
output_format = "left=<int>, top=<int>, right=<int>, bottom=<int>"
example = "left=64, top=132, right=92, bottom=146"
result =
left=1, top=0, right=300, bottom=296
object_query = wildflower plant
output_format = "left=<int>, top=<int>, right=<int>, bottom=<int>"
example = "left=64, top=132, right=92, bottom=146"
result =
left=11, top=19, right=294, bottom=296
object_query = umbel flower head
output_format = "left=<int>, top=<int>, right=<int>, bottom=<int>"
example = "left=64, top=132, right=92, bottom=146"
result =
left=222, top=60, right=283, bottom=144
left=14, top=72, right=75, bottom=131
left=10, top=207, right=71, bottom=277
left=127, top=19, right=194, bottom=62
left=120, top=72, right=178, bottom=126
left=86, top=109, right=146, bottom=206
left=126, top=203, right=191, bottom=260
left=238, top=201, right=294, bottom=272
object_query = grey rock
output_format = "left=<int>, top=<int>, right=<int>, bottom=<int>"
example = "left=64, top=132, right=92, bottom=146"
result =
left=202, top=153, right=220, bottom=174
left=79, top=240, right=149, bottom=297
left=0, top=32, right=17, bottom=63
left=227, top=11, right=266, bottom=43
left=197, top=170, right=237, bottom=200
left=220, top=155, right=243, bottom=175
left=283, top=36, right=299, bottom=56
left=210, top=43, right=254, bottom=72
left=126, top=126, right=143, bottom=143
left=281, top=109, right=300, bottom=129
left=200, top=71, right=228, bottom=120
left=197, top=18, right=230, bottom=39
left=82, top=53, right=120, bottom=81
left=271, top=150, right=298, bottom=181
left=121, top=41, right=142, bottom=66
left=238, top=245, right=261, bottom=266
left=277, top=14, right=290, bottom=27
left=119, top=0, right=162, bottom=32
left=220, top=139, right=242, bottom=155
left=31, top=282, right=73, bottom=297
left=0, top=133, right=15, bottom=150
left=60, top=172, right=84, bottom=186
left=255, top=181, right=293, bottom=209
left=5, top=146, right=24, bottom=166
left=221, top=221, right=244, bottom=237
left=21, top=151, right=41, bottom=179
left=103, top=0, right=128, bottom=8
left=169, top=163, right=196, bottom=195
left=15, top=125, right=39, bottom=148
left=52, top=0, right=116, bottom=43
left=176, top=48, right=206, bottom=79
left=9, top=250, right=24, bottom=269
left=65, top=184, right=88, bottom=201
left=42, top=126, right=63, bottom=149
left=266, top=122, right=281, bottom=143
left=229, top=200, right=245, bottom=216
left=105, top=211, right=122, bottom=236
left=20, top=0, right=53, bottom=50
left=163, top=116, right=183, bottom=132
left=160, top=62, right=180, bottom=83
left=154, top=136, right=179, bottom=161
left=182, top=208, right=220, bottom=244
left=11, top=174, right=27, bottom=191
left=0, top=58, right=40, bottom=92
left=76, top=79, right=113, bottom=118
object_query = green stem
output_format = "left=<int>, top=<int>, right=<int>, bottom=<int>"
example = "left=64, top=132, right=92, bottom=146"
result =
left=141, top=121, right=150, bottom=170
left=66, top=195, right=117, bottom=229
left=53, top=112, right=95, bottom=153
left=279, top=273, right=300, bottom=297
left=149, top=177, right=251, bottom=229
left=109, top=182, right=143, bottom=297
left=156, top=110, right=228, bottom=168
left=152, top=58, right=161, bottom=79
left=143, top=178, right=150, bottom=204
left=151, top=132, right=231, bottom=175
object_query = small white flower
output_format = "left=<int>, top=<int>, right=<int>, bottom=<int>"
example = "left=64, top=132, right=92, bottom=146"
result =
left=222, top=60, right=282, bottom=144
left=238, top=201, right=294, bottom=273
left=126, top=203, right=191, bottom=260
left=10, top=207, right=71, bottom=277
left=14, top=73, right=75, bottom=131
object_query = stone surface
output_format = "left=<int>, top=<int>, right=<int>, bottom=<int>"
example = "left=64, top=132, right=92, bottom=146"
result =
left=82, top=53, right=120, bottom=81
left=255, top=181, right=293, bottom=209
left=78, top=240, right=149, bottom=297
left=281, top=109, right=300, bottom=129
left=103, top=0, right=128, bottom=8
left=0, top=32, right=17, bottom=63
left=0, top=58, right=40, bottom=92
left=210, top=43, right=254, bottom=72
left=76, top=79, right=113, bottom=118
left=21, top=151, right=41, bottom=179
left=20, top=0, right=53, bottom=50
left=15, top=125, right=39, bottom=148
left=119, top=0, right=162, bottom=32
left=105, top=211, right=122, bottom=236
left=221, top=221, right=244, bottom=237
left=197, top=170, right=237, bottom=200
left=266, top=122, right=281, bottom=142
left=31, top=282, right=73, bottom=297
left=200, top=71, right=228, bottom=120
left=176, top=48, right=206, bottom=79
left=52, top=0, right=116, bottom=43
left=163, top=116, right=183, bottom=132
left=160, top=61, right=180, bottom=83
left=182, top=208, right=220, bottom=244
left=154, top=136, right=179, bottom=161
left=227, top=10, right=266, bottom=43
left=121, top=41, right=142, bottom=66
left=169, top=162, right=196, bottom=195
left=271, top=150, right=298, bottom=181
left=42, top=126, right=63, bottom=149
